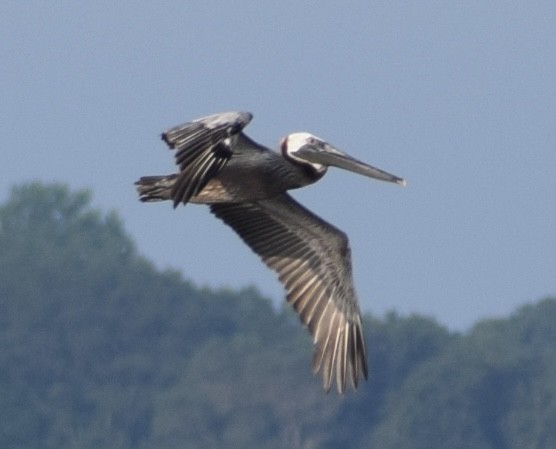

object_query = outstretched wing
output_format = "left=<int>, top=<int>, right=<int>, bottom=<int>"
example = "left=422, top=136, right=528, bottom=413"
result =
left=211, top=194, right=368, bottom=393
left=162, top=111, right=253, bottom=207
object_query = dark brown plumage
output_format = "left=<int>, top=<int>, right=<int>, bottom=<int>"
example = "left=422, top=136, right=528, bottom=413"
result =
left=135, top=111, right=405, bottom=393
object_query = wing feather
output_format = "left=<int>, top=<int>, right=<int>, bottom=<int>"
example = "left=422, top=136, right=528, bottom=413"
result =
left=160, top=111, right=253, bottom=207
left=211, top=193, right=368, bottom=393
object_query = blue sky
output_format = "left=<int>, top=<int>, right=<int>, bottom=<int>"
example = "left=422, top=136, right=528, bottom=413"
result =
left=2, top=1, right=554, bottom=330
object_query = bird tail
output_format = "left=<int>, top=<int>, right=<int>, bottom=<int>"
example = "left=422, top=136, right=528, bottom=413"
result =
left=135, top=174, right=177, bottom=202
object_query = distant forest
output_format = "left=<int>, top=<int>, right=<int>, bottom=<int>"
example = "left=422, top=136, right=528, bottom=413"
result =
left=1, top=182, right=555, bottom=449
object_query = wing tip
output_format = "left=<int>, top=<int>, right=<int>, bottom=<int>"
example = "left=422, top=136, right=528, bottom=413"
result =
left=312, top=318, right=369, bottom=394
left=161, top=131, right=174, bottom=148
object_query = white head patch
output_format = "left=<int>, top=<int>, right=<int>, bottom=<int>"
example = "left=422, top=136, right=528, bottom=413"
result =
left=282, top=132, right=326, bottom=174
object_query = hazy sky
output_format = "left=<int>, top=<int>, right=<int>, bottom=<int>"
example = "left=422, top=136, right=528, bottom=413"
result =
left=2, top=1, right=554, bottom=330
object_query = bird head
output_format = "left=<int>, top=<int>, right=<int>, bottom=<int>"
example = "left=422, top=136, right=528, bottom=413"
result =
left=281, top=132, right=406, bottom=186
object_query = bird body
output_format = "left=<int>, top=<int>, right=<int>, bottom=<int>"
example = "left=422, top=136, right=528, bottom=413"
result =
left=136, top=111, right=405, bottom=393
left=138, top=135, right=319, bottom=204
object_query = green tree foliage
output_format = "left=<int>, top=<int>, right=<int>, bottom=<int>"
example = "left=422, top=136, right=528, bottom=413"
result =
left=368, top=300, right=556, bottom=449
left=0, top=182, right=554, bottom=449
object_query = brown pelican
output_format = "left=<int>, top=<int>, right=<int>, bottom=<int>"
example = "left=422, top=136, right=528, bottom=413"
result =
left=135, top=111, right=405, bottom=393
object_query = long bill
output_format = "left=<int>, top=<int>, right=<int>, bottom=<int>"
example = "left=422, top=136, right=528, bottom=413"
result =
left=297, top=143, right=406, bottom=186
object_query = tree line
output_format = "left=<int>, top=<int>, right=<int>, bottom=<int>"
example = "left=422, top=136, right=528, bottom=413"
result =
left=1, top=182, right=554, bottom=449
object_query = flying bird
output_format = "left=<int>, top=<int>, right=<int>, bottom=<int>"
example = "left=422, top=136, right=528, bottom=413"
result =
left=135, top=111, right=405, bottom=393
